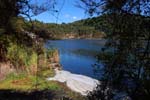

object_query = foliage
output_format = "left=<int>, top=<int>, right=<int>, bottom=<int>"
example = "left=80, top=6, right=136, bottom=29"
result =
left=82, top=14, right=113, bottom=35
left=0, top=0, right=57, bottom=33
left=87, top=81, right=114, bottom=100
left=0, top=0, right=88, bottom=99
left=46, top=48, right=58, bottom=58
left=11, top=17, right=106, bottom=39
left=0, top=73, right=60, bottom=91
left=7, top=42, right=37, bottom=68
left=80, top=0, right=150, bottom=100
left=0, top=0, right=59, bottom=75
left=40, top=69, right=55, bottom=78
left=0, top=73, right=86, bottom=100
left=0, top=33, right=37, bottom=72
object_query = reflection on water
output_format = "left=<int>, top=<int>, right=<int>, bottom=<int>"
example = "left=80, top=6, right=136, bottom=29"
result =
left=45, top=39, right=106, bottom=79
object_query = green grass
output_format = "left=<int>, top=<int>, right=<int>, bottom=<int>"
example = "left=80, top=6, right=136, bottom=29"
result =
left=40, top=68, right=55, bottom=78
left=0, top=73, right=60, bottom=91
left=0, top=73, right=86, bottom=100
left=0, top=34, right=86, bottom=99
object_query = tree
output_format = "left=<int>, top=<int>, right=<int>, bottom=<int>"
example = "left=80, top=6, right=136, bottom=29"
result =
left=0, top=0, right=58, bottom=91
left=0, top=0, right=57, bottom=33
left=79, top=0, right=150, bottom=100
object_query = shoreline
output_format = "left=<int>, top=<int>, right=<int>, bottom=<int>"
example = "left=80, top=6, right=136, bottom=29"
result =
left=60, top=37, right=104, bottom=40
left=47, top=69, right=99, bottom=95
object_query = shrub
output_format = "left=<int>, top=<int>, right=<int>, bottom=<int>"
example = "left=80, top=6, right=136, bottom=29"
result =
left=6, top=42, right=38, bottom=72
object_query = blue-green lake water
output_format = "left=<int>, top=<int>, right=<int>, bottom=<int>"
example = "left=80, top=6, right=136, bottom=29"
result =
left=45, top=39, right=105, bottom=79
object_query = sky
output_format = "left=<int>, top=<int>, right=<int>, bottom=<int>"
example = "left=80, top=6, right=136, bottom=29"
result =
left=31, top=0, right=89, bottom=24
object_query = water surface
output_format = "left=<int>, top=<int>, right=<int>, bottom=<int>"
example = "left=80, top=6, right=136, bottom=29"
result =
left=45, top=39, right=105, bottom=79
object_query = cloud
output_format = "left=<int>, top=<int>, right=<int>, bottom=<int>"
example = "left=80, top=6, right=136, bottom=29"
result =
left=63, top=14, right=79, bottom=21
left=72, top=16, right=77, bottom=19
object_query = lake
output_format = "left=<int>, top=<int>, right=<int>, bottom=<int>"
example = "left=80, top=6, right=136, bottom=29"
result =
left=45, top=39, right=105, bottom=79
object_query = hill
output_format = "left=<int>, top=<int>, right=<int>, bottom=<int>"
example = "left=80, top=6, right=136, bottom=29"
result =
left=17, top=16, right=109, bottom=39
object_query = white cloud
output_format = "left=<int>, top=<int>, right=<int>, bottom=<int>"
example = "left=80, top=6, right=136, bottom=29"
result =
left=63, top=14, right=79, bottom=21
left=73, top=16, right=77, bottom=19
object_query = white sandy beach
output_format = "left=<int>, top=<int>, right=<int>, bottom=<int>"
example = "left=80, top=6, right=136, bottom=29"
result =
left=47, top=69, right=99, bottom=95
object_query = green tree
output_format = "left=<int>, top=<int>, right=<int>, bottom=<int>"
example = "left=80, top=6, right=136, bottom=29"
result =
left=0, top=0, right=57, bottom=33
left=80, top=0, right=150, bottom=100
left=0, top=0, right=57, bottom=66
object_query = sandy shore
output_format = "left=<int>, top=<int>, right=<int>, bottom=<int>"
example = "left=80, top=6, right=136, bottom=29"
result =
left=47, top=69, right=99, bottom=95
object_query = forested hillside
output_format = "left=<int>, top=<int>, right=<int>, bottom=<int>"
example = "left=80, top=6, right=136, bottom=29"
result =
left=12, top=16, right=108, bottom=39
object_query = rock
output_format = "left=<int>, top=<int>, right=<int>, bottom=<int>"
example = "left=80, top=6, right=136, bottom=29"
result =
left=47, top=69, right=99, bottom=95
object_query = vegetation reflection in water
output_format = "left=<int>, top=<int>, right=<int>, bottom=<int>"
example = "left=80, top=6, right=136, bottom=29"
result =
left=46, top=39, right=106, bottom=79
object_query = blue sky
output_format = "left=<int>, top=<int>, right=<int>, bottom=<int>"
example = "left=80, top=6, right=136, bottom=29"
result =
left=31, top=0, right=89, bottom=24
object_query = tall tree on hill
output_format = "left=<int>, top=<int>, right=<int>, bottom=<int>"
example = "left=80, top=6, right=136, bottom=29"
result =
left=79, top=0, right=150, bottom=100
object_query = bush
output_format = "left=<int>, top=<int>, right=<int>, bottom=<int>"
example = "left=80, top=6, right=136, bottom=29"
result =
left=6, top=41, right=38, bottom=72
